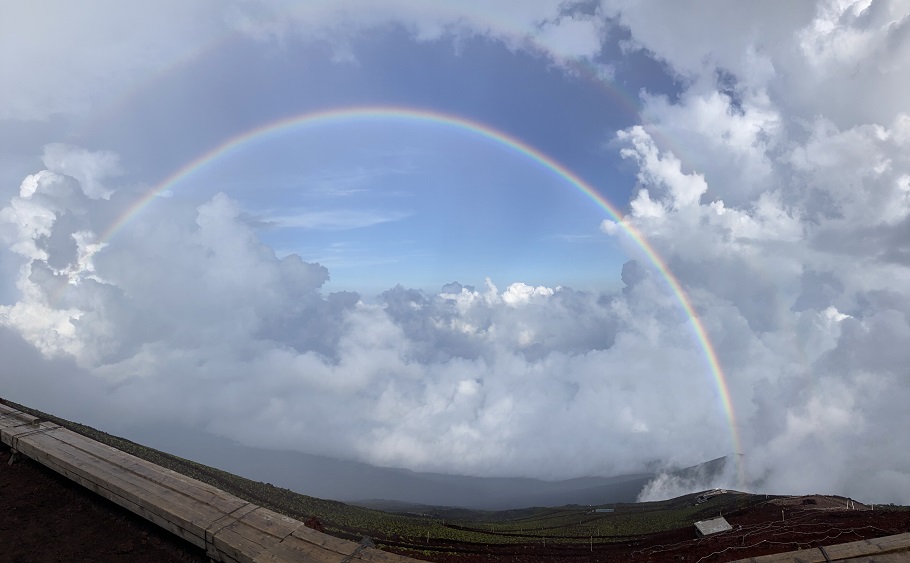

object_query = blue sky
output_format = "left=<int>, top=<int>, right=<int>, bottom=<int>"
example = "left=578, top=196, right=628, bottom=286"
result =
left=68, top=27, right=666, bottom=295
left=1, top=2, right=909, bottom=504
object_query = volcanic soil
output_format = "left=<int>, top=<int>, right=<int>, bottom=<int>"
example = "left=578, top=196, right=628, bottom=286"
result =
left=392, top=496, right=910, bottom=562
left=0, top=444, right=207, bottom=563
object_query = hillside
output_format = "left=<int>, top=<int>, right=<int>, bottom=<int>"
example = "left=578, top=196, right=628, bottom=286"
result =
left=113, top=421, right=658, bottom=509
left=2, top=398, right=907, bottom=562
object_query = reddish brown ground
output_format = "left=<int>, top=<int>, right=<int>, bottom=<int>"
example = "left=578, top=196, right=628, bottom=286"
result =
left=623, top=500, right=910, bottom=563
left=388, top=498, right=910, bottom=563
left=2, top=440, right=907, bottom=563
left=0, top=444, right=207, bottom=563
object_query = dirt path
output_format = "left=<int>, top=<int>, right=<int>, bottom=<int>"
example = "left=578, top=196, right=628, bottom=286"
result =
left=0, top=444, right=207, bottom=563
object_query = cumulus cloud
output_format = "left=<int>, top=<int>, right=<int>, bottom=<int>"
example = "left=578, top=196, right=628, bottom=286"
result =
left=2, top=1, right=909, bottom=507
left=598, top=0, right=910, bottom=502
left=0, top=161, right=737, bottom=480
left=41, top=144, right=122, bottom=200
left=2, top=145, right=898, bottom=499
left=3, top=125, right=909, bottom=502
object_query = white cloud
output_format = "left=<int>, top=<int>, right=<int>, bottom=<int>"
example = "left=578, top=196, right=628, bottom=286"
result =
left=225, top=0, right=607, bottom=61
left=1, top=1, right=909, bottom=507
left=0, top=174, right=735, bottom=478
left=264, top=208, right=411, bottom=230
left=619, top=125, right=708, bottom=209
left=637, top=89, right=782, bottom=207
left=600, top=0, right=910, bottom=502
left=534, top=12, right=607, bottom=59
left=41, top=144, right=122, bottom=200
left=500, top=282, right=555, bottom=306
left=605, top=0, right=910, bottom=127
left=1, top=1, right=607, bottom=122
left=4, top=109, right=910, bottom=502
left=0, top=1, right=225, bottom=120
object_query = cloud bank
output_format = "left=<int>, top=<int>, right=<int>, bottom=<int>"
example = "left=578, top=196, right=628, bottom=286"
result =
left=2, top=1, right=909, bottom=505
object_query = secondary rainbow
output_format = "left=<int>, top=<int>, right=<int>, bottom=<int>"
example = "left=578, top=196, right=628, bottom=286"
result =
left=100, top=106, right=746, bottom=486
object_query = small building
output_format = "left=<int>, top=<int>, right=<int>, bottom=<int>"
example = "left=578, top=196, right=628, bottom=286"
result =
left=593, top=508, right=614, bottom=513
left=695, top=489, right=727, bottom=504
left=694, top=517, right=732, bottom=537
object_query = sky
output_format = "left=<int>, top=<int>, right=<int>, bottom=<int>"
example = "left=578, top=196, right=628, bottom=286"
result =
left=1, top=1, right=909, bottom=504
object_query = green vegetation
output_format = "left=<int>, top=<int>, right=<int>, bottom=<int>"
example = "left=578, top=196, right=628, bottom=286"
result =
left=0, top=398, right=767, bottom=554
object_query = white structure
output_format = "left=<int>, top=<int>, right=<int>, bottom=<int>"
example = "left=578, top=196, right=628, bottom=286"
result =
left=694, top=516, right=732, bottom=537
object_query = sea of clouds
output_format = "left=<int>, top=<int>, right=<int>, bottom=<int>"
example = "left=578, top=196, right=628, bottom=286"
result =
left=2, top=1, right=909, bottom=503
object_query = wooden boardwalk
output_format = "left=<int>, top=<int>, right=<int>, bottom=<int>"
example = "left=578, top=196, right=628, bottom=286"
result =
left=0, top=403, right=422, bottom=563
left=729, top=531, right=910, bottom=562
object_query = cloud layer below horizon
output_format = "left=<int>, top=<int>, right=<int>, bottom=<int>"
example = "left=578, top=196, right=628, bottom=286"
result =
left=2, top=1, right=909, bottom=504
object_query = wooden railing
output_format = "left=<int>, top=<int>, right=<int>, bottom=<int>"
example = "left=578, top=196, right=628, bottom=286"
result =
left=0, top=403, right=422, bottom=563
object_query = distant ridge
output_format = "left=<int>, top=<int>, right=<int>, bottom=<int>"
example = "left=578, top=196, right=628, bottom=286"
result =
left=4, top=397, right=737, bottom=511
left=669, top=455, right=729, bottom=481
left=119, top=420, right=662, bottom=509
left=352, top=457, right=733, bottom=512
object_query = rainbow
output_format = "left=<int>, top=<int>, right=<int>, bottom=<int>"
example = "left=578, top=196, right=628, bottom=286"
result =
left=100, top=106, right=745, bottom=486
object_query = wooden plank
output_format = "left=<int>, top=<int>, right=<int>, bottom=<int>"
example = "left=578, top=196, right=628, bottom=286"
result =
left=207, top=503, right=259, bottom=541
left=17, top=438, right=219, bottom=531
left=217, top=508, right=348, bottom=563
left=210, top=524, right=274, bottom=563
left=730, top=532, right=910, bottom=562
left=25, top=427, right=246, bottom=521
left=0, top=403, right=425, bottom=563
left=50, top=429, right=200, bottom=486
left=0, top=414, right=21, bottom=426
left=206, top=503, right=259, bottom=561
left=282, top=527, right=411, bottom=563
left=0, top=413, right=35, bottom=427
left=0, top=421, right=58, bottom=447
left=825, top=532, right=910, bottom=558
left=262, top=534, right=347, bottom=563
left=17, top=443, right=209, bottom=549
left=0, top=403, right=39, bottom=423
left=234, top=507, right=305, bottom=540
left=4, top=422, right=60, bottom=437
left=47, top=428, right=248, bottom=513
left=839, top=553, right=910, bottom=562
left=15, top=425, right=254, bottom=557
left=289, top=526, right=367, bottom=555
left=14, top=431, right=226, bottom=543
left=215, top=506, right=424, bottom=563
left=730, top=552, right=824, bottom=562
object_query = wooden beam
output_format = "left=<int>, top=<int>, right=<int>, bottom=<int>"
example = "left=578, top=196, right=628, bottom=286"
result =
left=0, top=403, right=423, bottom=563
